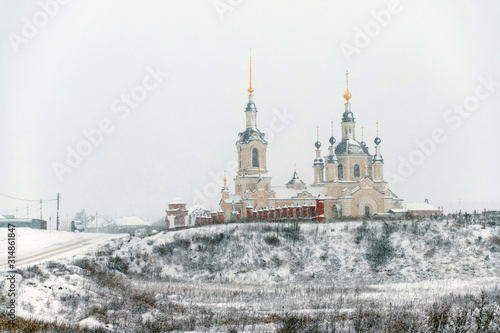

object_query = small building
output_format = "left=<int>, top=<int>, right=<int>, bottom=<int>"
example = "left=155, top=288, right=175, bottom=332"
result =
left=188, top=205, right=213, bottom=226
left=165, top=198, right=189, bottom=228
left=403, top=200, right=443, bottom=218
left=0, top=218, right=47, bottom=230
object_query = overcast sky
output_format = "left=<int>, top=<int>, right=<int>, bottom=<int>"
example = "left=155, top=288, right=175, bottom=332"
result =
left=1, top=0, right=499, bottom=223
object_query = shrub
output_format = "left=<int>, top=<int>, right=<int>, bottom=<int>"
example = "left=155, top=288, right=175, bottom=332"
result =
left=193, top=233, right=225, bottom=246
left=276, top=314, right=321, bottom=333
left=365, top=232, right=394, bottom=271
left=153, top=243, right=174, bottom=256
left=107, top=256, right=129, bottom=273
left=264, top=235, right=280, bottom=246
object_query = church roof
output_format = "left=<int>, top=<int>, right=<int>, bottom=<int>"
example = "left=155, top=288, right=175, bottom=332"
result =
left=271, top=186, right=327, bottom=199
left=286, top=171, right=305, bottom=185
left=335, top=139, right=370, bottom=156
left=403, top=201, right=441, bottom=211
left=238, top=127, right=267, bottom=144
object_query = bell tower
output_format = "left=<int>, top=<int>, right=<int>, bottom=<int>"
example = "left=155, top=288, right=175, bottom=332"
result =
left=234, top=51, right=271, bottom=197
left=341, top=70, right=356, bottom=141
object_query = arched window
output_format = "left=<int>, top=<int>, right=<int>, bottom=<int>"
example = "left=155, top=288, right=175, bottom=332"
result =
left=175, top=216, right=185, bottom=226
left=252, top=148, right=259, bottom=167
left=354, top=164, right=360, bottom=178
left=338, top=164, right=344, bottom=179
left=365, top=206, right=370, bottom=218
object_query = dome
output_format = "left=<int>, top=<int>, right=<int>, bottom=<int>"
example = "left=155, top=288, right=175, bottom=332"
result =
left=344, top=89, right=352, bottom=103
left=374, top=137, right=381, bottom=145
left=335, top=139, right=370, bottom=156
left=342, top=110, right=355, bottom=122
left=315, top=140, right=321, bottom=149
left=329, top=136, right=336, bottom=145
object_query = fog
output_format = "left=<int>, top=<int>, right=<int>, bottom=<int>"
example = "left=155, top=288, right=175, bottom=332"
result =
left=1, top=0, right=499, bottom=222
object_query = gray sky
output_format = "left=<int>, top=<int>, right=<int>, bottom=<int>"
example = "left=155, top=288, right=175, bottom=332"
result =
left=1, top=0, right=499, bottom=222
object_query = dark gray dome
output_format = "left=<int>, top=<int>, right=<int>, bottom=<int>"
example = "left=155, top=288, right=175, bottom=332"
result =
left=342, top=110, right=355, bottom=122
left=329, top=136, right=336, bottom=145
left=315, top=140, right=321, bottom=149
left=374, top=137, right=381, bottom=145
left=335, top=139, right=370, bottom=156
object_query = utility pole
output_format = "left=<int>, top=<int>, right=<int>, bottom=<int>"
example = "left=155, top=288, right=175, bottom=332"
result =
left=56, top=193, right=60, bottom=231
left=40, top=199, right=42, bottom=220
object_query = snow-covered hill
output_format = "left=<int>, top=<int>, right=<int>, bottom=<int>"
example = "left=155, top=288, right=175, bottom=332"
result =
left=119, top=220, right=500, bottom=284
left=3, top=220, right=500, bottom=332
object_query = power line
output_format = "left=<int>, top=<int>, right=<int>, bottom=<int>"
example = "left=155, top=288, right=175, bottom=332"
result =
left=0, top=192, right=57, bottom=202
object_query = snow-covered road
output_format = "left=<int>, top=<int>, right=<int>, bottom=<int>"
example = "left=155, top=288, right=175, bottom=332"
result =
left=0, top=228, right=127, bottom=271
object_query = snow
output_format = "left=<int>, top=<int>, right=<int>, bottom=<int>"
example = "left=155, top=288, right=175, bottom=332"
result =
left=403, top=201, right=441, bottom=211
left=112, top=216, right=150, bottom=226
left=0, top=228, right=127, bottom=270
left=3, top=220, right=500, bottom=331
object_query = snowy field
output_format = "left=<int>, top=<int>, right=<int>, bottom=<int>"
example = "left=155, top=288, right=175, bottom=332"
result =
left=2, top=220, right=500, bottom=332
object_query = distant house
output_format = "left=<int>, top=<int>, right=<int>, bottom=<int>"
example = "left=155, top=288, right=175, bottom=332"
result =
left=0, top=217, right=47, bottom=229
left=188, top=205, right=213, bottom=226
left=389, top=200, right=443, bottom=218
left=165, top=198, right=188, bottom=228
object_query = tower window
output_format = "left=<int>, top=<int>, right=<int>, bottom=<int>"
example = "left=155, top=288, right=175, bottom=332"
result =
left=338, top=164, right=344, bottom=179
left=354, top=164, right=360, bottom=177
left=252, top=148, right=259, bottom=167
left=365, top=206, right=370, bottom=217
left=349, top=128, right=351, bottom=134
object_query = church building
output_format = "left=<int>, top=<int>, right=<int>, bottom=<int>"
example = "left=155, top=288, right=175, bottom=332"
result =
left=219, top=59, right=402, bottom=221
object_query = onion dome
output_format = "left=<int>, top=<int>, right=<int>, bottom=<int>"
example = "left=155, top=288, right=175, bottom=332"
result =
left=329, top=136, right=336, bottom=145
left=374, top=137, right=381, bottom=145
left=315, top=140, right=321, bottom=149
left=344, top=89, right=352, bottom=103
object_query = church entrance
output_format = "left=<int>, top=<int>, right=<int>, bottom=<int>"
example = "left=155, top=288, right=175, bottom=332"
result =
left=364, top=206, right=370, bottom=218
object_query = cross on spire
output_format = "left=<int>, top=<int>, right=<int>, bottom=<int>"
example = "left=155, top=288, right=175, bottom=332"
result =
left=344, top=70, right=352, bottom=102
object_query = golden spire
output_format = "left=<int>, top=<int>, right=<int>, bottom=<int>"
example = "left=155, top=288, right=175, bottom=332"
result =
left=248, top=48, right=254, bottom=95
left=331, top=120, right=334, bottom=136
left=376, top=120, right=379, bottom=136
left=223, top=170, right=227, bottom=187
left=294, top=162, right=297, bottom=172
left=317, top=125, right=319, bottom=141
left=361, top=125, right=364, bottom=141
left=344, top=70, right=352, bottom=103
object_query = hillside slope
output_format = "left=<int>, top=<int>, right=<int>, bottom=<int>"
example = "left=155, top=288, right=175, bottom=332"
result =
left=4, top=220, right=500, bottom=332
left=118, top=220, right=500, bottom=284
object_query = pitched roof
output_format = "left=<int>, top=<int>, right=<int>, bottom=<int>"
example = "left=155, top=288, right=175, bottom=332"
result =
left=403, top=201, right=441, bottom=211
